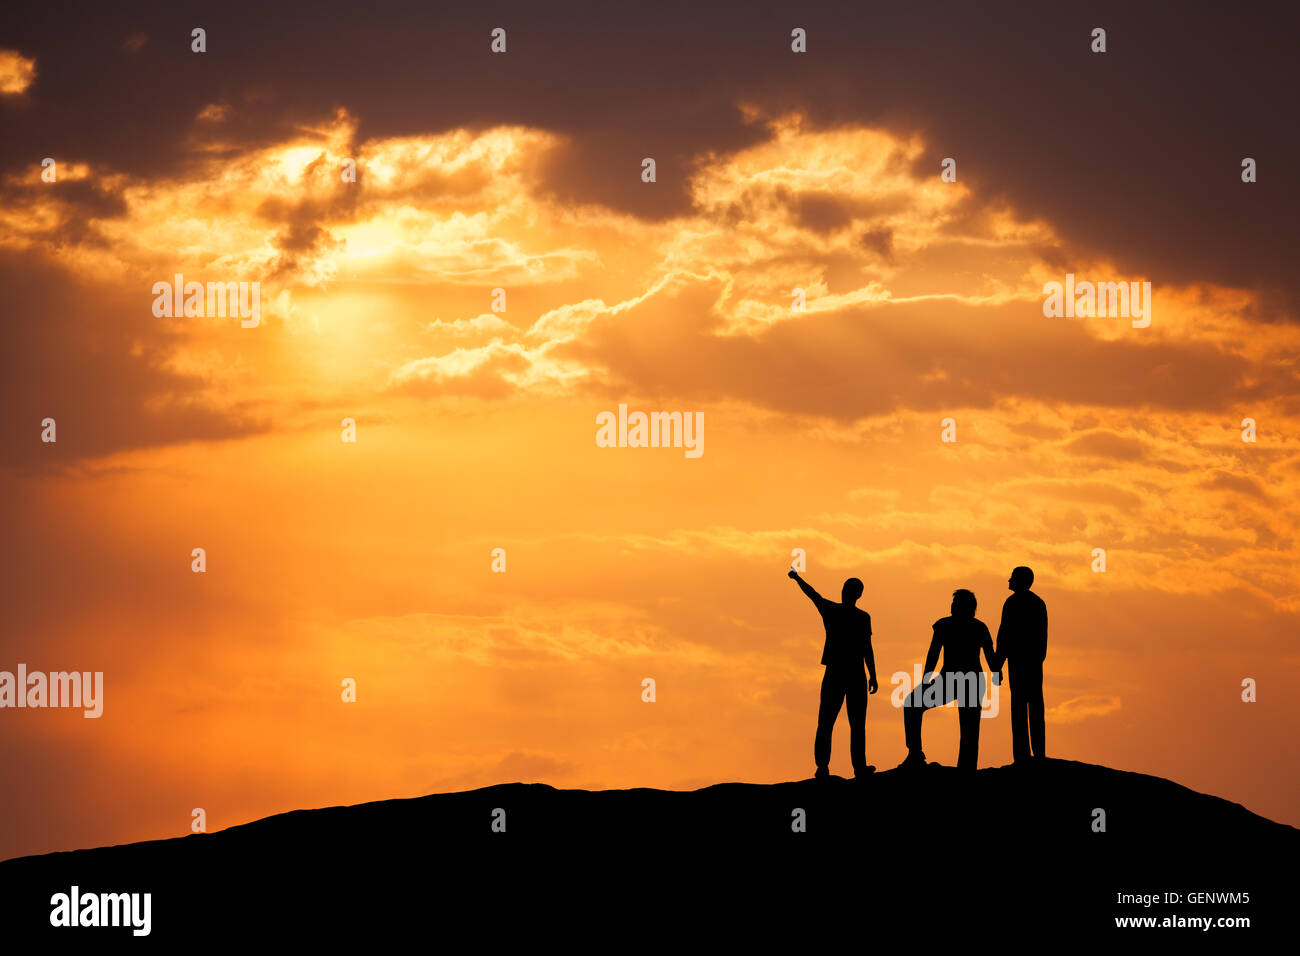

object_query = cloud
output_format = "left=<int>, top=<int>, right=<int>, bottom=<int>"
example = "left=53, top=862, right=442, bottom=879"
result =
left=389, top=343, right=535, bottom=398
left=341, top=605, right=718, bottom=668
left=494, top=751, right=575, bottom=780
left=0, top=250, right=268, bottom=471
left=1063, top=431, right=1149, bottom=462
left=5, top=105, right=1294, bottom=479
left=1200, top=470, right=1270, bottom=500
left=425, top=313, right=515, bottom=339
left=2, top=4, right=1296, bottom=314
left=0, top=50, right=35, bottom=95
left=1047, top=695, right=1122, bottom=724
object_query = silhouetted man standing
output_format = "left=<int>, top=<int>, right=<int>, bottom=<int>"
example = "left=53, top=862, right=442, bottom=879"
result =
left=788, top=569, right=878, bottom=779
left=992, top=566, right=1048, bottom=762
left=898, top=589, right=997, bottom=771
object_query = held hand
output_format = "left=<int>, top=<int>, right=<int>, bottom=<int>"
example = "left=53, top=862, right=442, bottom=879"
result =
left=868, top=676, right=878, bottom=694
left=788, top=569, right=798, bottom=579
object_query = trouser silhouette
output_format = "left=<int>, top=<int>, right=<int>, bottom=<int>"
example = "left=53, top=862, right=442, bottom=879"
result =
left=903, top=673, right=985, bottom=770
left=814, top=666, right=868, bottom=773
left=1009, top=663, right=1045, bottom=760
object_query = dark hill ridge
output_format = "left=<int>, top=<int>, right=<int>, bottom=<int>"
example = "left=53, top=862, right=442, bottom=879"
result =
left=2, top=759, right=1293, bottom=941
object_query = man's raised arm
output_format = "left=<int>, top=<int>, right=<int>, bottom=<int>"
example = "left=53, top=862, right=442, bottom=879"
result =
left=787, top=569, right=827, bottom=608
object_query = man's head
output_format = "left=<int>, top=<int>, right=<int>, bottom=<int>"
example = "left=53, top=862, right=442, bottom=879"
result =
left=951, top=588, right=977, bottom=618
left=1008, top=566, right=1034, bottom=592
left=842, top=578, right=864, bottom=605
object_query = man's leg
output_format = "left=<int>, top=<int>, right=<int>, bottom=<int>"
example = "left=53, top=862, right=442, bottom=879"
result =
left=1009, top=672, right=1030, bottom=762
left=1028, top=680, right=1046, bottom=758
left=844, top=675, right=868, bottom=774
left=955, top=672, right=985, bottom=770
left=957, top=704, right=982, bottom=770
left=902, top=680, right=935, bottom=761
left=814, top=670, right=845, bottom=774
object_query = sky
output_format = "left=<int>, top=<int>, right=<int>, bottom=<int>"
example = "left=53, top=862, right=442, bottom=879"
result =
left=1, top=1, right=1298, bottom=860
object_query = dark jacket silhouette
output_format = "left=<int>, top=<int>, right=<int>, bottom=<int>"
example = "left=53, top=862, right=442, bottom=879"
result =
left=789, top=570, right=877, bottom=777
left=900, top=589, right=996, bottom=770
left=993, top=566, right=1048, bottom=761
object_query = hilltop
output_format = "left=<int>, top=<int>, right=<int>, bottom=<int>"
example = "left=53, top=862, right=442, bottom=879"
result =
left=2, top=759, right=1291, bottom=941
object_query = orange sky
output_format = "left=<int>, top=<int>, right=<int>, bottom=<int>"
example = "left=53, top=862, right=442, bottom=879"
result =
left=2, top=36, right=1299, bottom=860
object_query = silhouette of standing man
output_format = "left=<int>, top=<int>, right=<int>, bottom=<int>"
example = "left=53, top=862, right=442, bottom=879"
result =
left=992, top=566, right=1048, bottom=762
left=898, top=589, right=997, bottom=771
left=788, top=569, right=878, bottom=779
